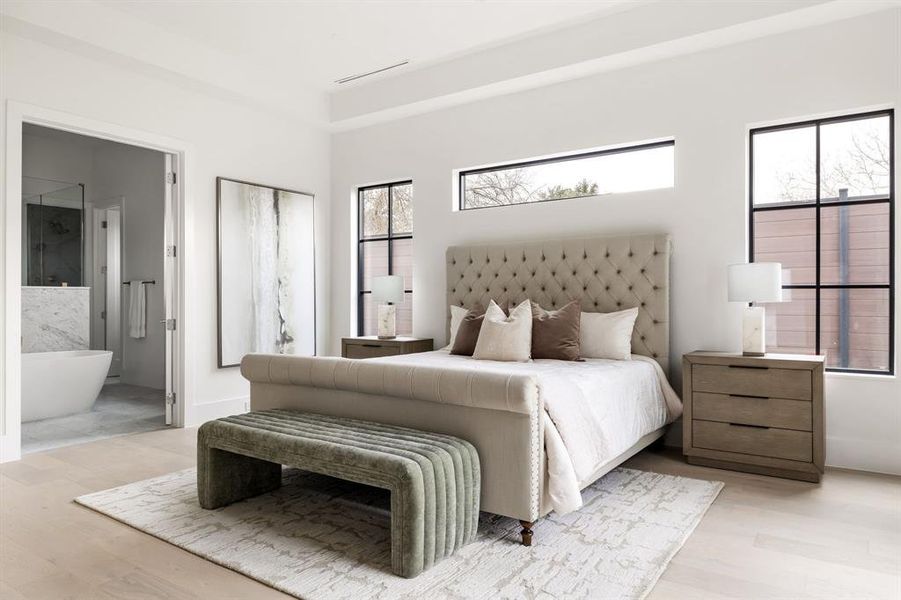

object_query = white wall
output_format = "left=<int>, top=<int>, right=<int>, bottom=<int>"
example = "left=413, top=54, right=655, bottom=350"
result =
left=330, top=11, right=901, bottom=474
left=1, top=27, right=331, bottom=435
left=92, top=142, right=166, bottom=389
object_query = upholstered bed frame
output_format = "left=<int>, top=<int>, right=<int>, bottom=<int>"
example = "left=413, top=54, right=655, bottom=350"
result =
left=242, top=233, right=672, bottom=543
left=446, top=233, right=671, bottom=375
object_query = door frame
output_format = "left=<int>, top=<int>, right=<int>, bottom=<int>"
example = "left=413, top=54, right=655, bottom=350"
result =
left=2, top=101, right=193, bottom=462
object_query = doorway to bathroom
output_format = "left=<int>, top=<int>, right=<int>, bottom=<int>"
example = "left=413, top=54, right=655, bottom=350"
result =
left=19, top=124, right=178, bottom=454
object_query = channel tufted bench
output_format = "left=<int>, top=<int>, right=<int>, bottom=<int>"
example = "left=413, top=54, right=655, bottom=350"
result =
left=197, top=409, right=481, bottom=578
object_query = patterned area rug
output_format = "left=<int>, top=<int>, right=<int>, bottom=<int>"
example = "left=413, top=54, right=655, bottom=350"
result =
left=76, top=467, right=722, bottom=600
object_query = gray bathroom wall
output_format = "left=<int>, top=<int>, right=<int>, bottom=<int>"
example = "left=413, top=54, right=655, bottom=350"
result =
left=91, top=143, right=166, bottom=390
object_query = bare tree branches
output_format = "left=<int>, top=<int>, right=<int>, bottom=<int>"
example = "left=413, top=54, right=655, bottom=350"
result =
left=774, top=123, right=889, bottom=202
left=463, top=169, right=600, bottom=208
left=361, top=183, right=413, bottom=236
left=464, top=168, right=537, bottom=208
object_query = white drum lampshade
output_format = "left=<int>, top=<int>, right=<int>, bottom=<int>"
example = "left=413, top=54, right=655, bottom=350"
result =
left=727, top=263, right=783, bottom=356
left=371, top=275, right=405, bottom=339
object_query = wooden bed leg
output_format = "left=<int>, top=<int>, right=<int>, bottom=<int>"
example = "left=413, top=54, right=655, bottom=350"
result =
left=519, top=520, right=534, bottom=547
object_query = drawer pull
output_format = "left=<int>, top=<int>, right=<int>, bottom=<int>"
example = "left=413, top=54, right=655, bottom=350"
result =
left=728, top=393, right=768, bottom=400
left=729, top=422, right=770, bottom=430
left=360, top=344, right=382, bottom=348
left=728, top=365, right=769, bottom=370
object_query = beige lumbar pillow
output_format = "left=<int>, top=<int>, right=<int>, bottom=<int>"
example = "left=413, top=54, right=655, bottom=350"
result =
left=473, top=299, right=532, bottom=362
left=579, top=307, right=639, bottom=360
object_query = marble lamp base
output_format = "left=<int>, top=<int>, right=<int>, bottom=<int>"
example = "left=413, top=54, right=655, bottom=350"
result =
left=742, top=305, right=767, bottom=356
left=377, top=304, right=396, bottom=339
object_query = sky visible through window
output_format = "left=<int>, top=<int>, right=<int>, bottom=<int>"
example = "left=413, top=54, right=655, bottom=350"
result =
left=523, top=145, right=674, bottom=194
left=461, top=143, right=674, bottom=209
left=753, top=116, right=890, bottom=204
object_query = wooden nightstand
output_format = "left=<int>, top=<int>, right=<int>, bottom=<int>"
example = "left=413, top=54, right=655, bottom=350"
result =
left=682, top=351, right=825, bottom=482
left=341, top=336, right=434, bottom=359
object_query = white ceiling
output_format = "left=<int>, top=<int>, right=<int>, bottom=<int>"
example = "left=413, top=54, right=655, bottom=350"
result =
left=5, top=0, right=895, bottom=129
left=99, top=0, right=630, bottom=91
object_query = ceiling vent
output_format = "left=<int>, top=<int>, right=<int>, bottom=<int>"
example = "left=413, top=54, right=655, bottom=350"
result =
left=334, top=60, right=409, bottom=85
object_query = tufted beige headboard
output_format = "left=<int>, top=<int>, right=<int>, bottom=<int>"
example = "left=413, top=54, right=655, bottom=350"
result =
left=446, top=233, right=672, bottom=375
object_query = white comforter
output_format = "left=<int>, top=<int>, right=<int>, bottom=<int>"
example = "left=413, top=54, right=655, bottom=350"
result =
left=371, top=350, right=682, bottom=514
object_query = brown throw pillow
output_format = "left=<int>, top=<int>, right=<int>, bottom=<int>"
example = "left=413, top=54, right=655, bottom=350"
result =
left=531, top=300, right=581, bottom=361
left=450, top=304, right=486, bottom=356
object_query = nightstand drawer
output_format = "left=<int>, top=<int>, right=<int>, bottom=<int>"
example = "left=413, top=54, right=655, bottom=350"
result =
left=343, top=344, right=400, bottom=359
left=693, top=392, right=812, bottom=431
left=342, top=337, right=433, bottom=359
left=693, top=420, right=812, bottom=462
left=692, top=364, right=811, bottom=401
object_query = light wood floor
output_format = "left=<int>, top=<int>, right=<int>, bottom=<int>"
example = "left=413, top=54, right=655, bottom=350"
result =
left=1, top=427, right=899, bottom=599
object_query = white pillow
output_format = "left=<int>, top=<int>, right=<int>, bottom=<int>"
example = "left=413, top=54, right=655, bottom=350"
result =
left=445, top=305, right=470, bottom=349
left=580, top=308, right=639, bottom=360
left=473, top=300, right=532, bottom=362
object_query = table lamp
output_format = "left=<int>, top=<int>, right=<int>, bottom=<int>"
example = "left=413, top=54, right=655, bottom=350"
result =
left=727, top=262, right=783, bottom=356
left=371, top=275, right=404, bottom=339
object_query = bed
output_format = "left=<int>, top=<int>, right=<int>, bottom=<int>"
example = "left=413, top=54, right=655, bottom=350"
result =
left=241, top=233, right=680, bottom=544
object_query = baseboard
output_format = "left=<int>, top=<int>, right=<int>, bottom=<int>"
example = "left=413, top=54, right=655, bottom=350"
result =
left=825, top=435, right=901, bottom=476
left=185, top=396, right=249, bottom=428
left=0, top=434, right=21, bottom=463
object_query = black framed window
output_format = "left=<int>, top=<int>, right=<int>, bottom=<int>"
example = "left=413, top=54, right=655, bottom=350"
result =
left=458, top=140, right=674, bottom=210
left=357, top=181, right=413, bottom=336
left=750, top=110, right=894, bottom=374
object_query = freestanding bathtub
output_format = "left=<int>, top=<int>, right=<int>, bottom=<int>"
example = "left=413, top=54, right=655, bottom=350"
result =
left=21, top=350, right=113, bottom=422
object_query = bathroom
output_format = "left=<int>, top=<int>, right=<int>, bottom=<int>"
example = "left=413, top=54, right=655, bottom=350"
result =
left=21, top=124, right=171, bottom=453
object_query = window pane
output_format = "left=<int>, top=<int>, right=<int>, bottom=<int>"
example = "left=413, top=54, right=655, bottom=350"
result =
left=461, top=143, right=673, bottom=209
left=820, top=116, right=891, bottom=201
left=391, top=183, right=413, bottom=235
left=361, top=187, right=388, bottom=238
left=758, top=288, right=816, bottom=355
left=359, top=240, right=388, bottom=292
left=753, top=207, right=815, bottom=284
left=752, top=126, right=816, bottom=205
left=821, top=288, right=889, bottom=371
left=390, top=238, right=413, bottom=291
left=820, top=203, right=890, bottom=285
left=396, top=292, right=413, bottom=336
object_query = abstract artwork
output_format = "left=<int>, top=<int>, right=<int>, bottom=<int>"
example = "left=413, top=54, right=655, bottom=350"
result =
left=217, top=178, right=315, bottom=367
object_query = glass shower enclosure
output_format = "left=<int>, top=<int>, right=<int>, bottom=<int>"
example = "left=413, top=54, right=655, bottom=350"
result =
left=21, top=177, right=85, bottom=286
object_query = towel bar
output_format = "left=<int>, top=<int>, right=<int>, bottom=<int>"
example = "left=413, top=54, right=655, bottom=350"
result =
left=122, top=280, right=156, bottom=285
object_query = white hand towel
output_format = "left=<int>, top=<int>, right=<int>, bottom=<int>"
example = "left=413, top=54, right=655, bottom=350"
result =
left=128, top=281, right=146, bottom=339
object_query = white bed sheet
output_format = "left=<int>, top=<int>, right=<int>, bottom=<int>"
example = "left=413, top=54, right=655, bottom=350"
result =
left=370, top=350, right=681, bottom=514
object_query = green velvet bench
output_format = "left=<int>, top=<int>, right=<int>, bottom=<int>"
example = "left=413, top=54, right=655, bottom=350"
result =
left=197, top=409, right=481, bottom=578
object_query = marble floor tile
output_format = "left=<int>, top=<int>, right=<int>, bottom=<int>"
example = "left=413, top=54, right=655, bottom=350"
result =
left=21, top=384, right=167, bottom=454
